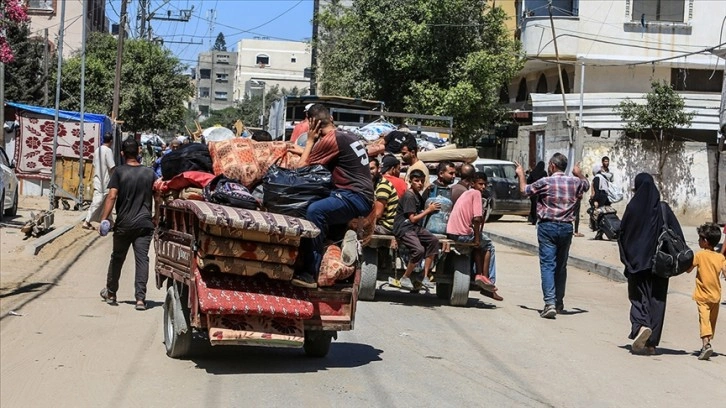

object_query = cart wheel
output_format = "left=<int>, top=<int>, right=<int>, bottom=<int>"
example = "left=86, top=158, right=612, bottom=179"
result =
left=61, top=200, right=70, bottom=211
left=304, top=330, right=335, bottom=358
left=436, top=282, right=452, bottom=300
left=359, top=247, right=378, bottom=301
left=449, top=253, right=470, bottom=307
left=163, top=285, right=192, bottom=358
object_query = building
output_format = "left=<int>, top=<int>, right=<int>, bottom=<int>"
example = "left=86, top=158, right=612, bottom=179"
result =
left=26, top=0, right=107, bottom=58
left=503, top=0, right=726, bottom=223
left=233, top=38, right=311, bottom=101
left=193, top=51, right=238, bottom=119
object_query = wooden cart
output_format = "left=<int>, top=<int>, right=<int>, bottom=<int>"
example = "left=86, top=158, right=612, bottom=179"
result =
left=53, top=156, right=93, bottom=210
left=154, top=200, right=359, bottom=359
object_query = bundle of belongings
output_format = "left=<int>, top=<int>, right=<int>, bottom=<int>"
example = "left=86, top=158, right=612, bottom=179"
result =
left=153, top=138, right=356, bottom=288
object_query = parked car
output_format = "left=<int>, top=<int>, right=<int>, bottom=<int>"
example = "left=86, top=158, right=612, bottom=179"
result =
left=472, top=158, right=529, bottom=221
left=0, top=146, right=19, bottom=218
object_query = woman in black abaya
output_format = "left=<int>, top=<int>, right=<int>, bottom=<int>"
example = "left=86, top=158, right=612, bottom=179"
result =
left=526, top=161, right=547, bottom=224
left=618, top=173, right=684, bottom=355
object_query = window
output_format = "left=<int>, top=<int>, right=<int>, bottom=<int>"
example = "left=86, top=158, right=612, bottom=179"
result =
left=671, top=69, right=723, bottom=92
left=555, top=70, right=570, bottom=94
left=214, top=91, right=228, bottom=101
left=256, top=54, right=270, bottom=66
left=27, top=0, right=54, bottom=11
left=291, top=56, right=297, bottom=63
left=632, top=0, right=685, bottom=23
left=199, top=69, right=211, bottom=79
left=521, top=0, right=579, bottom=17
left=216, top=73, right=229, bottom=82
left=536, top=74, right=548, bottom=93
left=199, top=105, right=210, bottom=116
left=516, top=78, right=528, bottom=102
left=198, top=87, right=210, bottom=98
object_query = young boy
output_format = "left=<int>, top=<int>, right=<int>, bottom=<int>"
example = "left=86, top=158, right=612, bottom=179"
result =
left=393, top=169, right=440, bottom=290
left=687, top=223, right=726, bottom=360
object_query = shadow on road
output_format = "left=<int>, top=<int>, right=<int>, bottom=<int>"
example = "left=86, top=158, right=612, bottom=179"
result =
left=617, top=345, right=690, bottom=356
left=120, top=300, right=164, bottom=310
left=0, top=282, right=54, bottom=298
left=190, top=341, right=383, bottom=374
left=368, top=288, right=496, bottom=309
left=517, top=305, right=590, bottom=315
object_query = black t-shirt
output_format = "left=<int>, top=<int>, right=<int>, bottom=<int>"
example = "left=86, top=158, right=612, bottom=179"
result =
left=108, top=164, right=156, bottom=233
left=393, top=189, right=424, bottom=236
left=384, top=130, right=414, bottom=154
left=308, top=129, right=374, bottom=206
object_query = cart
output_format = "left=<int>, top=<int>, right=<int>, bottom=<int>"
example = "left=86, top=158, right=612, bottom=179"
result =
left=154, top=200, right=359, bottom=359
left=53, top=156, right=93, bottom=210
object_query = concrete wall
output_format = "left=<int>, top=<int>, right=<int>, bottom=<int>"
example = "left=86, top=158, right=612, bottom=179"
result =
left=234, top=39, right=311, bottom=100
left=27, top=0, right=106, bottom=58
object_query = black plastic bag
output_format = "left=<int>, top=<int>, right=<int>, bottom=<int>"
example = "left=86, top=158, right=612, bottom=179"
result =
left=204, top=175, right=259, bottom=210
left=262, top=165, right=333, bottom=218
left=160, top=143, right=213, bottom=180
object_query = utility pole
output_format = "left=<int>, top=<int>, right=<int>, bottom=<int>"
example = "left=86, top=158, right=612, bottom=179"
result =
left=112, top=0, right=128, bottom=125
left=310, top=0, right=320, bottom=95
left=139, top=0, right=148, bottom=39
left=49, top=0, right=67, bottom=212
left=77, top=0, right=89, bottom=204
left=43, top=28, right=49, bottom=105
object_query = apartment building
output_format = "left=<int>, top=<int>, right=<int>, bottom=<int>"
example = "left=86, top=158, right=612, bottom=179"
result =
left=193, top=51, right=238, bottom=119
left=233, top=38, right=311, bottom=101
left=26, top=0, right=108, bottom=58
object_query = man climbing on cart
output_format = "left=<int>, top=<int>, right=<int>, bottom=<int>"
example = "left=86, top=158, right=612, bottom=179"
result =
left=292, top=104, right=374, bottom=288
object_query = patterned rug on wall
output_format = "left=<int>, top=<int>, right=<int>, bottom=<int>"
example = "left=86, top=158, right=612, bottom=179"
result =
left=13, top=111, right=102, bottom=180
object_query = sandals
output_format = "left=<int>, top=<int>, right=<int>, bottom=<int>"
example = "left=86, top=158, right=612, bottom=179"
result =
left=573, top=232, right=585, bottom=237
left=135, top=300, right=146, bottom=311
left=82, top=222, right=94, bottom=230
left=100, top=288, right=117, bottom=304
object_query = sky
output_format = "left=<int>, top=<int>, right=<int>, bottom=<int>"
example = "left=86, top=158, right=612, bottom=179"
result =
left=107, top=0, right=315, bottom=70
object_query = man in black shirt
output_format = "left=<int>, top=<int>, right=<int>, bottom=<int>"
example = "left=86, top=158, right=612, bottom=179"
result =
left=99, top=138, right=159, bottom=310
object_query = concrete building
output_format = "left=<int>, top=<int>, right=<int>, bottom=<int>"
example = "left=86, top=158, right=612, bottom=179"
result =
left=503, top=0, right=726, bottom=223
left=26, top=0, right=107, bottom=58
left=233, top=38, right=311, bottom=101
left=193, top=51, right=238, bottom=119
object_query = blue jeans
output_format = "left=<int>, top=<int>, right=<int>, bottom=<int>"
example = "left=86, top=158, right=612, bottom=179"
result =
left=537, top=221, right=573, bottom=306
left=454, top=232, right=496, bottom=283
left=303, top=189, right=372, bottom=277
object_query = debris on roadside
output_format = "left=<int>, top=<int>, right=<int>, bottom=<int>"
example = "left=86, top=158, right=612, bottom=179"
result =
left=21, top=210, right=55, bottom=238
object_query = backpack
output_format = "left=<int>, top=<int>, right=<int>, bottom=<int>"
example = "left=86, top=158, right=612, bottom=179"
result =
left=596, top=173, right=623, bottom=203
left=203, top=175, right=260, bottom=210
left=651, top=202, right=693, bottom=279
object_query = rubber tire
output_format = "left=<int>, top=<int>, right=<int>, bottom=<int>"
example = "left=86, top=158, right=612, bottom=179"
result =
left=359, top=247, right=378, bottom=301
left=436, top=282, right=452, bottom=300
left=163, top=285, right=192, bottom=359
left=304, top=331, right=334, bottom=358
left=449, top=253, right=470, bottom=307
left=5, top=189, right=17, bottom=216
left=487, top=214, right=503, bottom=222
left=0, top=190, right=5, bottom=220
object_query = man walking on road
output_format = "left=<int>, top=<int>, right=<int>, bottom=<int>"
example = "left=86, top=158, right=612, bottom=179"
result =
left=82, top=132, right=115, bottom=230
left=99, top=138, right=159, bottom=311
left=515, top=153, right=589, bottom=319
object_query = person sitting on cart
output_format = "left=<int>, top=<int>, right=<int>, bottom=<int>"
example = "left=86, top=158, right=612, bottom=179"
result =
left=393, top=169, right=440, bottom=290
left=370, top=157, right=399, bottom=236
left=589, top=164, right=612, bottom=240
left=446, top=172, right=502, bottom=301
left=425, top=161, right=456, bottom=200
left=292, top=104, right=374, bottom=288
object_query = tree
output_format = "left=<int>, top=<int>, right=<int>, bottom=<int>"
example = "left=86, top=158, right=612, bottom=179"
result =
left=3, top=20, right=46, bottom=104
left=212, top=32, right=227, bottom=52
left=317, top=0, right=522, bottom=144
left=59, top=33, right=194, bottom=131
left=200, top=86, right=308, bottom=130
left=0, top=0, right=28, bottom=63
left=616, top=80, right=695, bottom=188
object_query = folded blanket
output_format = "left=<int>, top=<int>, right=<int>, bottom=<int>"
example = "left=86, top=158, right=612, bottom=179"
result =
left=197, top=256, right=295, bottom=281
left=198, top=230, right=298, bottom=265
left=207, top=139, right=301, bottom=189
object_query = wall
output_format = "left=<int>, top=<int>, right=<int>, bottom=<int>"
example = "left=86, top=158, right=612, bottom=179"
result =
left=27, top=0, right=106, bottom=58
left=234, top=39, right=311, bottom=100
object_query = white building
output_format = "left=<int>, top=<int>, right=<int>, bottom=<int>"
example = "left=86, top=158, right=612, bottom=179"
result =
left=233, top=38, right=312, bottom=101
left=27, top=0, right=108, bottom=58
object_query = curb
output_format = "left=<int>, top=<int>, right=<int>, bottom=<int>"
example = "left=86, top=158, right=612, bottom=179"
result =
left=25, top=214, right=87, bottom=256
left=485, top=230, right=627, bottom=283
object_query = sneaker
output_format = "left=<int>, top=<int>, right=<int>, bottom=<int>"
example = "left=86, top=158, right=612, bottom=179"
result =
left=480, top=289, right=504, bottom=301
left=100, top=288, right=116, bottom=305
left=556, top=304, right=564, bottom=314
left=540, top=304, right=556, bottom=319
left=135, top=300, right=146, bottom=311
left=291, top=273, right=318, bottom=289
left=632, top=326, right=652, bottom=353
left=474, top=275, right=497, bottom=292
left=698, top=343, right=713, bottom=360
left=398, top=276, right=414, bottom=290
left=341, top=229, right=359, bottom=266
left=421, top=277, right=434, bottom=289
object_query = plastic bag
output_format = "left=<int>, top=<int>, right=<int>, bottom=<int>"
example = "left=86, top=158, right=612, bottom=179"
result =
left=424, top=195, right=453, bottom=235
left=262, top=165, right=333, bottom=218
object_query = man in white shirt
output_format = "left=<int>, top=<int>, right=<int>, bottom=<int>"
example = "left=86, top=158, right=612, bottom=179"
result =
left=83, top=132, right=116, bottom=229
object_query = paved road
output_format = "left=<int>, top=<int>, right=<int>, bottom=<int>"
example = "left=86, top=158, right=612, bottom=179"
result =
left=1, top=235, right=724, bottom=407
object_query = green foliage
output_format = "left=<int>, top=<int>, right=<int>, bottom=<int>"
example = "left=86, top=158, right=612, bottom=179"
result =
left=59, top=33, right=194, bottom=131
left=3, top=21, right=46, bottom=105
left=317, top=0, right=522, bottom=143
left=212, top=32, right=227, bottom=52
left=200, top=86, right=308, bottom=130
left=617, top=80, right=695, bottom=136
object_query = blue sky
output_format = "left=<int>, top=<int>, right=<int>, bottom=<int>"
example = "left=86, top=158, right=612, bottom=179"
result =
left=107, top=1, right=315, bottom=70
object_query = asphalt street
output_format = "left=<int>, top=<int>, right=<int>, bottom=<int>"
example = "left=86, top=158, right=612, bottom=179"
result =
left=0, top=231, right=724, bottom=407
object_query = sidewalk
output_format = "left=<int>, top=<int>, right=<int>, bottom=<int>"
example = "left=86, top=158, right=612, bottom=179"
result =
left=484, top=215, right=702, bottom=283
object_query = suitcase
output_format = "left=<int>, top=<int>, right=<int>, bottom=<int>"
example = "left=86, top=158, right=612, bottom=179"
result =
left=598, top=213, right=621, bottom=240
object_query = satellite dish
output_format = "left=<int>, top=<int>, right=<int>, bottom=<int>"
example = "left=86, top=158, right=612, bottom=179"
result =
left=202, top=126, right=235, bottom=142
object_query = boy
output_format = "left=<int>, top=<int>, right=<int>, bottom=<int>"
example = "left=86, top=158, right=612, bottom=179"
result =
left=686, top=223, right=726, bottom=360
left=393, top=169, right=440, bottom=290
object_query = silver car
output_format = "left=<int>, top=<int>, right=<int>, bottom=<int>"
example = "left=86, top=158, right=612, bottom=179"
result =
left=0, top=147, right=19, bottom=218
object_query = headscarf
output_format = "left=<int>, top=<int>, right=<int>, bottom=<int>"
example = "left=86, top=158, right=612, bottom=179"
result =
left=527, top=161, right=547, bottom=184
left=618, top=173, right=662, bottom=274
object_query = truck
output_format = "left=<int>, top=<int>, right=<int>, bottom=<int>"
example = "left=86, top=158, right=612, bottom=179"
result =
left=154, top=199, right=360, bottom=359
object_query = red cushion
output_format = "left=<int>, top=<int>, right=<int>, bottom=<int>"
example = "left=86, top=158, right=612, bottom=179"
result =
left=194, top=268, right=314, bottom=319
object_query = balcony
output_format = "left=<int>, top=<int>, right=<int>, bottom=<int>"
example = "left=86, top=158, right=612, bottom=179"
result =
left=520, top=17, right=580, bottom=61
